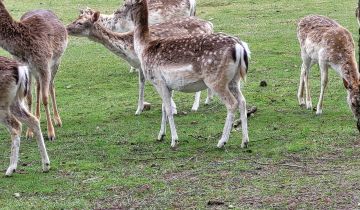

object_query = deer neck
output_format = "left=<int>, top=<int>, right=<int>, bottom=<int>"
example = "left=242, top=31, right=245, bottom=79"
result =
left=98, top=14, right=116, bottom=31
left=89, top=22, right=139, bottom=68
left=133, top=0, right=151, bottom=55
left=341, top=56, right=360, bottom=87
left=0, top=4, right=23, bottom=56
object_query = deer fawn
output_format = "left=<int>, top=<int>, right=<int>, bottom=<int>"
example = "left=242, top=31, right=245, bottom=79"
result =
left=130, top=0, right=250, bottom=148
left=0, top=56, right=50, bottom=176
left=0, top=1, right=68, bottom=140
left=297, top=15, right=360, bottom=129
left=67, top=9, right=213, bottom=115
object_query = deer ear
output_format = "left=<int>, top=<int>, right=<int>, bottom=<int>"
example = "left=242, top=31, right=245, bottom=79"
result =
left=79, top=9, right=84, bottom=14
left=92, top=11, right=100, bottom=22
left=343, top=79, right=351, bottom=89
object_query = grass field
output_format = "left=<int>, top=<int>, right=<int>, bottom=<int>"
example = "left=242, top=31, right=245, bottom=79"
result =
left=1, top=0, right=360, bottom=209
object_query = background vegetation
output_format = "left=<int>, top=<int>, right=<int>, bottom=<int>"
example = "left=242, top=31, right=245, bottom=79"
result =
left=0, top=0, right=359, bottom=208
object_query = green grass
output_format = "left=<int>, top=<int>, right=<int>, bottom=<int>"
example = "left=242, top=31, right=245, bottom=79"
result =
left=1, top=0, right=360, bottom=209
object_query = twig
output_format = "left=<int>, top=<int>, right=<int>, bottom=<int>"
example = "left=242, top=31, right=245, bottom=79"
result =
left=121, top=157, right=168, bottom=161
left=252, top=160, right=307, bottom=169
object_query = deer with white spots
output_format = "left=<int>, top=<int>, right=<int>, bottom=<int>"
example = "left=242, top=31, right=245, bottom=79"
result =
left=85, top=0, right=196, bottom=33
left=0, top=1, right=68, bottom=140
left=297, top=15, right=360, bottom=130
left=130, top=0, right=250, bottom=148
left=67, top=9, right=213, bottom=114
left=0, top=56, right=50, bottom=176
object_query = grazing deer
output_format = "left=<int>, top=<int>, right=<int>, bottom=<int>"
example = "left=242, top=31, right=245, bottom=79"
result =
left=297, top=15, right=360, bottom=126
left=0, top=56, right=50, bottom=176
left=0, top=1, right=68, bottom=140
left=130, top=0, right=250, bottom=148
left=67, top=10, right=213, bottom=114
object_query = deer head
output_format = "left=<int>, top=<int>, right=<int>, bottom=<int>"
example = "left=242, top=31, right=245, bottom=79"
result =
left=66, top=10, right=100, bottom=36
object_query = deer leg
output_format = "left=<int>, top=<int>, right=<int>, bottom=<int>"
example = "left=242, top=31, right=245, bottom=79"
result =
left=35, top=81, right=41, bottom=119
left=213, top=85, right=238, bottom=148
left=157, top=103, right=167, bottom=141
left=155, top=84, right=178, bottom=147
left=12, top=102, right=50, bottom=172
left=135, top=69, right=146, bottom=115
left=50, top=60, right=62, bottom=127
left=230, top=82, right=249, bottom=148
left=170, top=91, right=177, bottom=115
left=40, top=72, right=55, bottom=141
left=26, top=76, right=34, bottom=139
left=298, top=56, right=311, bottom=107
left=316, top=61, right=329, bottom=115
left=191, top=91, right=201, bottom=111
left=1, top=111, right=21, bottom=176
left=205, top=88, right=214, bottom=105
left=302, top=58, right=313, bottom=110
left=297, top=64, right=306, bottom=106
left=50, top=82, right=61, bottom=127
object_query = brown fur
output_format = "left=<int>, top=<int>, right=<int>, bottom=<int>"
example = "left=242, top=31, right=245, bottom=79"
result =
left=67, top=9, right=213, bottom=115
left=67, top=10, right=213, bottom=68
left=297, top=15, right=360, bottom=122
left=0, top=56, right=50, bottom=176
left=0, top=1, right=68, bottom=140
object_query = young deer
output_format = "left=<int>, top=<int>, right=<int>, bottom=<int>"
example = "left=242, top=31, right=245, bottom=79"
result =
left=0, top=56, right=50, bottom=176
left=297, top=15, right=360, bottom=127
left=0, top=1, right=68, bottom=140
left=130, top=0, right=250, bottom=148
left=67, top=10, right=213, bottom=114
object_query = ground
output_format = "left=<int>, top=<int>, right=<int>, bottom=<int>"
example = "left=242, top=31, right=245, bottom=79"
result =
left=0, top=0, right=360, bottom=209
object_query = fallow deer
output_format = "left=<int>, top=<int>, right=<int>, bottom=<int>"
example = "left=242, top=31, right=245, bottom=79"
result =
left=85, top=0, right=195, bottom=73
left=67, top=10, right=213, bottom=115
left=0, top=1, right=68, bottom=140
left=0, top=56, right=50, bottom=176
left=297, top=15, right=360, bottom=130
left=130, top=0, right=250, bottom=148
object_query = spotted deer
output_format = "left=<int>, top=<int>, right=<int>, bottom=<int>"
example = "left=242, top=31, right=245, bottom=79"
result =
left=114, top=0, right=196, bottom=72
left=130, top=0, right=250, bottom=148
left=297, top=15, right=360, bottom=128
left=0, top=56, right=50, bottom=176
left=85, top=0, right=195, bottom=72
left=67, top=9, right=213, bottom=114
left=0, top=1, right=68, bottom=140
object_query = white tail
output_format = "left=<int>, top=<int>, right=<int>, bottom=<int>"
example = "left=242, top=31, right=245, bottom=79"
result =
left=131, top=0, right=250, bottom=148
left=0, top=56, right=50, bottom=177
left=67, top=10, right=213, bottom=115
left=0, top=2, right=68, bottom=140
left=16, top=65, right=30, bottom=99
